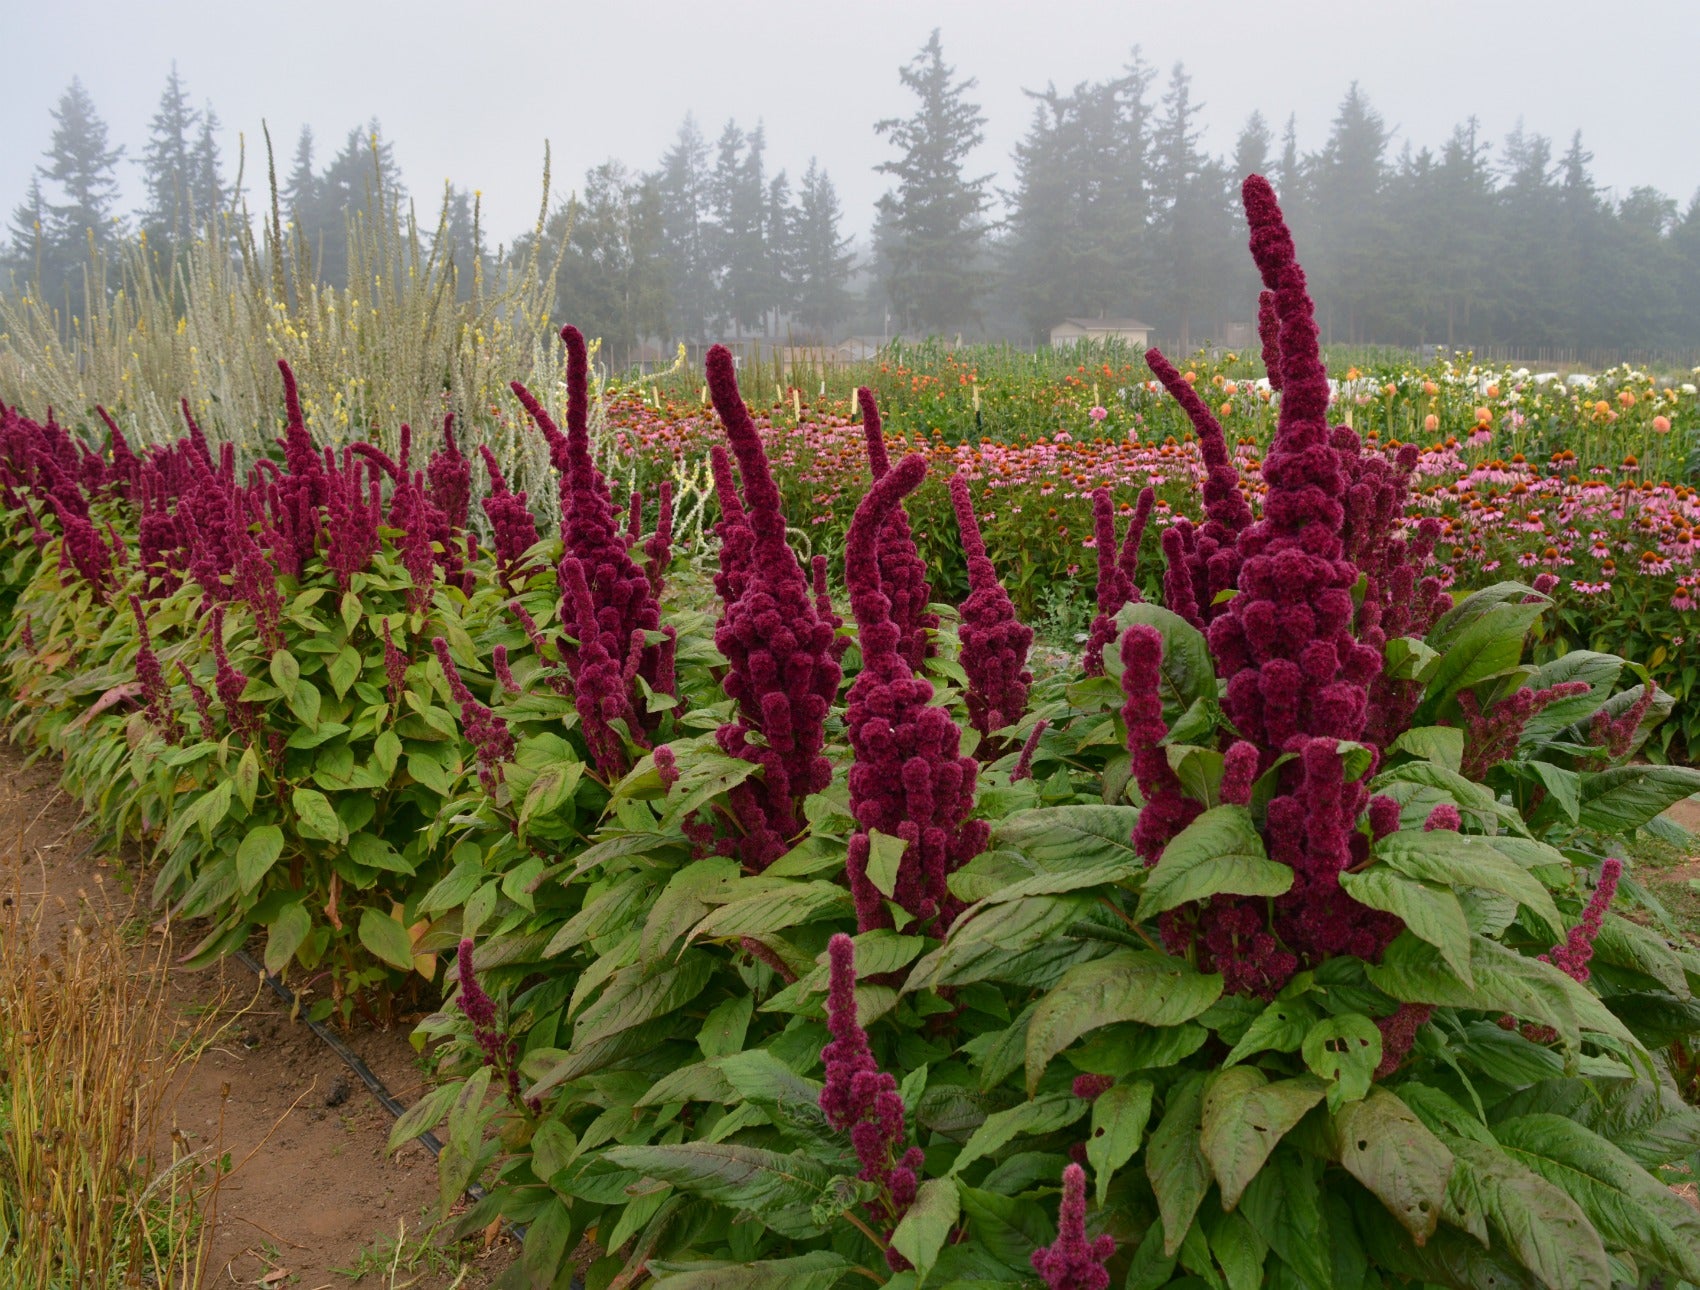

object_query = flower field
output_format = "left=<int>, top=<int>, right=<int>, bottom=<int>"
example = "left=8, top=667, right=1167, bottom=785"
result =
left=2, top=177, right=1700, bottom=1289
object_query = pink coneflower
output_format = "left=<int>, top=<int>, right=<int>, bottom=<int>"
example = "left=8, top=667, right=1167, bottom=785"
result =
left=1088, top=406, right=1108, bottom=422
left=1574, top=581, right=1612, bottom=595
left=1674, top=585, right=1696, bottom=612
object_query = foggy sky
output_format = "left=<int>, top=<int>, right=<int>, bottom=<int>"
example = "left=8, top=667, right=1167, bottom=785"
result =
left=4, top=0, right=1697, bottom=250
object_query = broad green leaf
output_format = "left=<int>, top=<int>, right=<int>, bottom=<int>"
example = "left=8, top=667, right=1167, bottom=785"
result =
left=889, top=1177, right=959, bottom=1283
left=358, top=907, right=415, bottom=971
left=648, top=1251, right=851, bottom=1290
left=236, top=824, right=285, bottom=893
left=991, top=804, right=1144, bottom=870
left=291, top=786, right=345, bottom=843
left=1575, top=764, right=1700, bottom=833
left=1086, top=1080, right=1154, bottom=1207
left=327, top=644, right=361, bottom=698
left=1425, top=581, right=1543, bottom=650
left=1591, top=915, right=1690, bottom=997
left=1222, top=994, right=1319, bottom=1066
left=286, top=678, right=322, bottom=727
left=603, top=1143, right=832, bottom=1225
left=530, top=1120, right=579, bottom=1181
left=234, top=744, right=260, bottom=812
left=1490, top=1077, right=1700, bottom=1169
left=698, top=995, right=753, bottom=1060
left=1339, top=869, right=1473, bottom=985
left=345, top=832, right=411, bottom=874
left=438, top=1066, right=491, bottom=1217
left=1200, top=1069, right=1326, bottom=1209
left=1026, top=950, right=1222, bottom=1092
left=269, top=647, right=300, bottom=697
left=1115, top=602, right=1215, bottom=714
left=907, top=893, right=1094, bottom=992
left=520, top=763, right=582, bottom=829
left=1366, top=933, right=1643, bottom=1057
left=688, top=881, right=850, bottom=944
left=1495, top=1113, right=1700, bottom=1284
left=1423, top=601, right=1546, bottom=706
left=1447, top=1138, right=1609, bottom=1290
left=264, top=901, right=310, bottom=973
left=1333, top=1088, right=1452, bottom=1243
left=1136, top=805, right=1291, bottom=921
left=1388, top=725, right=1464, bottom=772
left=386, top=1080, right=460, bottom=1153
left=951, top=1095, right=1086, bottom=1175
left=1146, top=1075, right=1210, bottom=1257
left=1373, top=830, right=1562, bottom=939
left=1300, top=1015, right=1381, bottom=1111
left=572, top=952, right=714, bottom=1050
left=865, top=829, right=905, bottom=899
left=1519, top=650, right=1621, bottom=743
left=1524, top=760, right=1581, bottom=823
left=1238, top=1153, right=1331, bottom=1290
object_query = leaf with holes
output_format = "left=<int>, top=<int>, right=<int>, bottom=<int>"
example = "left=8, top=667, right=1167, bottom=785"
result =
left=1200, top=1070, right=1327, bottom=1210
left=1333, top=1088, right=1452, bottom=1244
left=1300, top=1014, right=1381, bottom=1112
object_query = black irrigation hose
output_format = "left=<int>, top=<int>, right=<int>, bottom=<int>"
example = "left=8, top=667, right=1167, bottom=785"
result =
left=230, top=948, right=525, bottom=1244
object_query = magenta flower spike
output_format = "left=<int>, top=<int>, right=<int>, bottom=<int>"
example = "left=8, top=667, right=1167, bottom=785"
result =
left=1030, top=1163, right=1115, bottom=1290
left=948, top=472, right=1033, bottom=747
left=858, top=387, right=937, bottom=672
left=1543, top=857, right=1622, bottom=983
left=1082, top=487, right=1154, bottom=676
left=845, top=455, right=987, bottom=932
left=704, top=344, right=842, bottom=870
left=432, top=637, right=515, bottom=793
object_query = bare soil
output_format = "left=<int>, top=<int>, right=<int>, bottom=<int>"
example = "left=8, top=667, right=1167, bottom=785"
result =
left=0, top=742, right=515, bottom=1288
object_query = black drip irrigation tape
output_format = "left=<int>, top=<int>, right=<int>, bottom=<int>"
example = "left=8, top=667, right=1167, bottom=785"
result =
left=230, top=949, right=526, bottom=1244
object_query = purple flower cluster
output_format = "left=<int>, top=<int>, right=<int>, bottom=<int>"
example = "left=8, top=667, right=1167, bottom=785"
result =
left=1012, top=719, right=1049, bottom=783
left=208, top=606, right=261, bottom=743
left=432, top=637, right=515, bottom=793
left=705, top=345, right=843, bottom=869
left=1030, top=1163, right=1115, bottom=1290
left=1591, top=687, right=1656, bottom=760
left=1542, top=857, right=1622, bottom=983
left=1373, top=1003, right=1434, bottom=1079
left=1121, top=625, right=1202, bottom=865
left=1082, top=488, right=1154, bottom=676
left=858, top=388, right=937, bottom=672
left=1142, top=346, right=1254, bottom=629
left=1456, top=681, right=1592, bottom=779
left=948, top=473, right=1033, bottom=746
left=819, top=934, right=923, bottom=1258
left=129, top=594, right=182, bottom=742
left=844, top=456, right=988, bottom=932
left=456, top=938, right=521, bottom=1105
left=478, top=444, right=540, bottom=586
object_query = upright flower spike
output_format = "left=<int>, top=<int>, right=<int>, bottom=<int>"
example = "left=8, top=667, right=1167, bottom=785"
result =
left=425, top=413, right=471, bottom=536
left=208, top=606, right=261, bottom=742
left=433, top=638, right=516, bottom=793
left=275, top=360, right=326, bottom=506
left=705, top=345, right=842, bottom=870
left=642, top=480, right=674, bottom=595
left=1082, top=487, right=1154, bottom=676
left=1144, top=345, right=1253, bottom=622
left=560, top=556, right=644, bottom=776
left=1543, top=858, right=1622, bottom=983
left=1256, top=289, right=1283, bottom=392
left=819, top=934, right=925, bottom=1259
left=478, top=444, right=540, bottom=585
left=1031, top=1163, right=1115, bottom=1290
left=845, top=455, right=987, bottom=931
left=455, top=939, right=521, bottom=1105
left=949, top=473, right=1033, bottom=747
left=1121, top=625, right=1201, bottom=866
left=515, top=327, right=669, bottom=713
left=858, top=387, right=937, bottom=672
left=130, top=594, right=182, bottom=742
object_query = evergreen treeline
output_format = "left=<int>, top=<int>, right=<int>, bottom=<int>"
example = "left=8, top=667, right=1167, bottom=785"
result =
left=9, top=43, right=1700, bottom=359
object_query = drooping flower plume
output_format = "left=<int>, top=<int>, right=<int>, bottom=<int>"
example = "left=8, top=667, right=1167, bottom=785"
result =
left=948, top=472, right=1033, bottom=746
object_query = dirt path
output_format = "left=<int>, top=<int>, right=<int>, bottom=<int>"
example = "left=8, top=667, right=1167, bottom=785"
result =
left=0, top=743, right=515, bottom=1288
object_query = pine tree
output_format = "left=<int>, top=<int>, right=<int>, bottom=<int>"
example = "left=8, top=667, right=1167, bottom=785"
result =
left=1310, top=83, right=1392, bottom=343
left=433, top=183, right=487, bottom=300
left=554, top=161, right=671, bottom=367
left=192, top=102, right=230, bottom=222
left=138, top=64, right=199, bottom=252
left=707, top=120, right=747, bottom=336
left=1232, top=112, right=1273, bottom=181
left=874, top=29, right=993, bottom=332
left=763, top=168, right=794, bottom=332
left=790, top=159, right=853, bottom=337
left=654, top=115, right=714, bottom=343
left=9, top=79, right=125, bottom=307
left=3, top=178, right=48, bottom=291
left=309, top=122, right=406, bottom=286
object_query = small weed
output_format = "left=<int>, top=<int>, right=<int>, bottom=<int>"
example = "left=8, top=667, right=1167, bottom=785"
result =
left=332, top=1212, right=472, bottom=1287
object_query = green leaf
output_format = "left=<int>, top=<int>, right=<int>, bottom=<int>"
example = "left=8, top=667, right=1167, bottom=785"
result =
left=1116, top=603, right=1215, bottom=715
left=889, top=1176, right=959, bottom=1283
left=340, top=589, right=363, bottom=634
left=520, top=763, right=581, bottom=829
left=1221, top=994, right=1319, bottom=1066
left=1238, top=1153, right=1331, bottom=1290
left=648, top=1252, right=851, bottom=1290
left=291, top=786, right=345, bottom=843
left=1373, top=830, right=1562, bottom=939
left=1367, top=933, right=1643, bottom=1056
left=1339, top=869, right=1473, bottom=985
left=865, top=829, right=905, bottom=899
left=234, top=744, right=260, bottom=812
left=358, top=907, right=415, bottom=971
left=698, top=995, right=753, bottom=1061
left=439, top=1067, right=491, bottom=1217
left=1423, top=601, right=1547, bottom=706
left=327, top=644, right=362, bottom=698
left=907, top=893, right=1095, bottom=992
left=387, top=1080, right=460, bottom=1154
left=1519, top=650, right=1621, bottom=743
left=1332, top=1088, right=1452, bottom=1244
left=603, top=1143, right=832, bottom=1229
left=1136, top=805, right=1291, bottom=921
left=1026, top=950, right=1222, bottom=1092
left=1490, top=1077, right=1700, bottom=1169
left=1495, top=1113, right=1700, bottom=1284
left=1299, top=1015, right=1381, bottom=1111
left=345, top=832, right=411, bottom=874
left=1146, top=1075, right=1210, bottom=1257
left=1575, top=764, right=1700, bottom=833
left=287, top=678, right=321, bottom=727
left=264, top=902, right=310, bottom=973
left=1447, top=1138, right=1609, bottom=1290
left=950, top=1095, right=1086, bottom=1175
left=1086, top=1080, right=1154, bottom=1206
left=236, top=824, right=285, bottom=893
left=1200, top=1070, right=1327, bottom=1209
left=530, top=1120, right=579, bottom=1181
left=1524, top=760, right=1581, bottom=823
left=689, top=881, right=850, bottom=944
left=269, top=648, right=300, bottom=698
left=572, top=953, right=714, bottom=1050
left=1388, top=725, right=1464, bottom=772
